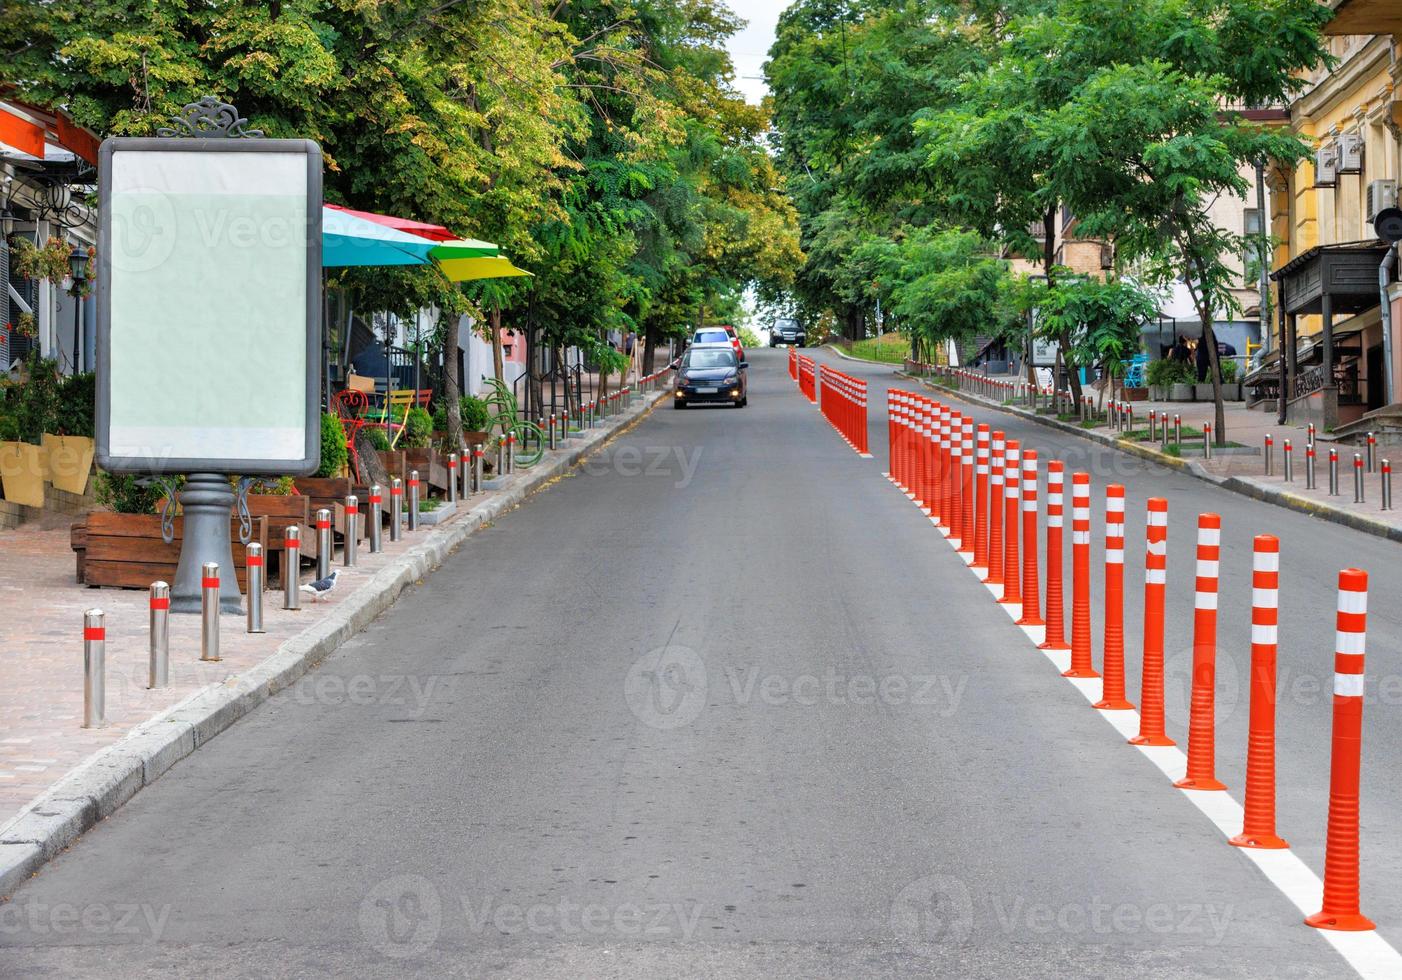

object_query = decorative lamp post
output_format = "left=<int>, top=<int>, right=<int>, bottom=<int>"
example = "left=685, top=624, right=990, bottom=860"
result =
left=69, top=244, right=89, bottom=371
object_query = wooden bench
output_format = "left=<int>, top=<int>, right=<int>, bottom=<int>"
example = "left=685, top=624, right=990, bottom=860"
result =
left=72, top=513, right=268, bottom=591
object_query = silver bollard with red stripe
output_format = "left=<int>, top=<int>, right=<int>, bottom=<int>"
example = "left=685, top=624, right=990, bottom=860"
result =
left=316, top=508, right=333, bottom=579
left=408, top=470, right=421, bottom=531
left=149, top=582, right=170, bottom=689
left=201, top=561, right=221, bottom=663
left=247, top=543, right=265, bottom=634
left=83, top=609, right=106, bottom=729
left=368, top=484, right=383, bottom=553
left=344, top=495, right=359, bottom=567
left=283, top=525, right=301, bottom=610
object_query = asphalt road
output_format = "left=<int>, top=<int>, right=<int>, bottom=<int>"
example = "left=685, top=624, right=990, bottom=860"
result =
left=0, top=348, right=1391, bottom=978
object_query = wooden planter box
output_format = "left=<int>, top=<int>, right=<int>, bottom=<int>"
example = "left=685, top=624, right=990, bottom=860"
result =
left=403, top=448, right=448, bottom=492
left=292, top=477, right=370, bottom=543
left=1121, top=387, right=1149, bottom=402
left=71, top=513, right=268, bottom=591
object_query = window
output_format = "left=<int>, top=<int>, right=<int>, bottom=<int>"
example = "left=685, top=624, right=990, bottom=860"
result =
left=685, top=349, right=737, bottom=369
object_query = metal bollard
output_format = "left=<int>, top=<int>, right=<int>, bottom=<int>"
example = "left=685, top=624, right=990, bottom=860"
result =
left=1174, top=414, right=1182, bottom=447
left=506, top=435, right=515, bottom=474
left=149, top=582, right=169, bottom=689
left=283, top=526, right=301, bottom=609
left=316, top=508, right=333, bottom=579
left=408, top=470, right=421, bottom=531
left=201, top=561, right=221, bottom=662
left=1126, top=403, right=1133, bottom=433
left=1366, top=432, right=1376, bottom=473
left=83, top=609, right=106, bottom=728
left=1382, top=459, right=1392, bottom=511
left=390, top=478, right=403, bottom=542
left=1203, top=422, right=1212, bottom=460
left=343, top=495, right=358, bottom=567
left=246, top=543, right=265, bottom=634
left=447, top=454, right=458, bottom=504
left=1283, top=439, right=1293, bottom=482
left=548, top=414, right=557, bottom=451
left=1328, top=448, right=1339, bottom=496
left=368, top=484, right=383, bottom=553
left=472, top=448, right=483, bottom=494
left=1264, top=434, right=1273, bottom=476
left=1307, top=422, right=1316, bottom=448
left=1306, top=443, right=1317, bottom=489
left=1354, top=453, right=1364, bottom=503
left=495, top=435, right=506, bottom=477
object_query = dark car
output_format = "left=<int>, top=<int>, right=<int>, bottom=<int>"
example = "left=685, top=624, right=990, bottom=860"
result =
left=672, top=346, right=748, bottom=408
left=769, top=317, right=806, bottom=347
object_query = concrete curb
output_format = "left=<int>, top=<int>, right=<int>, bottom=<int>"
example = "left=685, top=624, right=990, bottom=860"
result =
left=0, top=390, right=667, bottom=900
left=896, top=371, right=1402, bottom=545
left=823, top=343, right=903, bottom=368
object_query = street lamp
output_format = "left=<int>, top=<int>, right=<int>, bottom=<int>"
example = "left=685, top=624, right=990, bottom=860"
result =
left=69, top=243, right=89, bottom=371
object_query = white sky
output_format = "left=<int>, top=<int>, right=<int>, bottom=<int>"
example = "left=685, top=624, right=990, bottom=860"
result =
left=725, top=0, right=792, bottom=105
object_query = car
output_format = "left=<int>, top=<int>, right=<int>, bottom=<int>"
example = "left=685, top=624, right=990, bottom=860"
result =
left=672, top=346, right=748, bottom=408
left=769, top=317, right=806, bottom=347
left=689, top=325, right=745, bottom=362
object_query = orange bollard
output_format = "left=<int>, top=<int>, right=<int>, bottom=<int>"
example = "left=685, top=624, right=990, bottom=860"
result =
left=1131, top=498, right=1174, bottom=745
left=1039, top=461, right=1070, bottom=651
left=890, top=392, right=904, bottom=488
left=941, top=408, right=957, bottom=538
left=908, top=396, right=923, bottom=507
left=988, top=431, right=1006, bottom=587
left=1094, top=484, right=1133, bottom=709
left=918, top=399, right=932, bottom=513
left=1176, top=513, right=1226, bottom=791
left=959, top=418, right=975, bottom=556
left=1306, top=568, right=1375, bottom=931
left=1064, top=472, right=1098, bottom=677
left=1231, top=535, right=1287, bottom=849
left=999, top=441, right=1022, bottom=605
left=1017, top=451, right=1043, bottom=626
left=973, top=424, right=991, bottom=571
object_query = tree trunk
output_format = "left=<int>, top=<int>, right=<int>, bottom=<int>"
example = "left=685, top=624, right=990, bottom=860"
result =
left=445, top=314, right=464, bottom=452
left=1202, top=316, right=1226, bottom=447
left=643, top=324, right=657, bottom=374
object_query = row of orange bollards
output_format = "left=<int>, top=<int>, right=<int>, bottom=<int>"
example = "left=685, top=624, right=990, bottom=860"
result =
left=796, top=354, right=817, bottom=402
left=884, top=386, right=1379, bottom=933
left=817, top=363, right=870, bottom=455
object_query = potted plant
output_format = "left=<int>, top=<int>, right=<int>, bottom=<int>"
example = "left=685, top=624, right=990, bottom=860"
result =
left=0, top=352, right=59, bottom=507
left=1219, top=358, right=1242, bottom=400
left=46, top=371, right=96, bottom=495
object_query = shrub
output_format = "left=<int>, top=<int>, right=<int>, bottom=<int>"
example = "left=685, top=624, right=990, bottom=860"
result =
left=1219, top=358, right=1239, bottom=382
left=460, top=395, right=491, bottom=431
left=402, top=407, right=433, bottom=449
left=318, top=412, right=348, bottom=477
left=53, top=372, right=95, bottom=437
left=94, top=472, right=172, bottom=514
left=364, top=426, right=391, bottom=451
left=1146, top=357, right=1194, bottom=388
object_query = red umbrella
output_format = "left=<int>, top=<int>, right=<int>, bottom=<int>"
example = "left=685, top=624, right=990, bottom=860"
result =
left=324, top=202, right=457, bottom=242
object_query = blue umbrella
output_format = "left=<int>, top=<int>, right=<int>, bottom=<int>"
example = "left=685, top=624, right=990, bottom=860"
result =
left=322, top=206, right=437, bottom=267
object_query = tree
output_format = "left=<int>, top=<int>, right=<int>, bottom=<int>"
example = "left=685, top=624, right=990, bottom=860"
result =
left=1034, top=276, right=1158, bottom=407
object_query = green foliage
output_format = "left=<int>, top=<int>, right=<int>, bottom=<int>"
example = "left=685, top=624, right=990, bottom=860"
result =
left=432, top=395, right=491, bottom=434
left=363, top=426, right=391, bottom=452
left=94, top=473, right=170, bottom=514
left=1146, top=357, right=1194, bottom=387
left=54, top=372, right=96, bottom=437
left=402, top=407, right=433, bottom=449
left=4, top=353, right=62, bottom=442
left=737, top=326, right=761, bottom=348
left=1035, top=277, right=1156, bottom=374
left=242, top=475, right=296, bottom=495
left=318, top=412, right=348, bottom=478
left=1220, top=358, right=1240, bottom=383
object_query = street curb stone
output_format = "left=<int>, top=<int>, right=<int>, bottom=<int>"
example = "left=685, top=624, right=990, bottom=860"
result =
left=0, top=390, right=666, bottom=899
left=897, top=371, right=1402, bottom=545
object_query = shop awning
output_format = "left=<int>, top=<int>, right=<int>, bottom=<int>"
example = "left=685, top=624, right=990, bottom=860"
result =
left=324, top=203, right=459, bottom=243
left=322, top=206, right=438, bottom=267
left=436, top=255, right=531, bottom=282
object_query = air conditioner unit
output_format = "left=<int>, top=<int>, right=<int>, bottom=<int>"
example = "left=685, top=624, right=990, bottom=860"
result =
left=1366, top=179, right=1398, bottom=221
left=1338, top=132, right=1365, bottom=173
left=1315, top=143, right=1338, bottom=187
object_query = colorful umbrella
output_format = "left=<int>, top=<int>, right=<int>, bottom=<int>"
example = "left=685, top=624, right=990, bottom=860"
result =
left=322, top=206, right=437, bottom=267
left=436, top=255, right=532, bottom=282
left=325, top=203, right=459, bottom=243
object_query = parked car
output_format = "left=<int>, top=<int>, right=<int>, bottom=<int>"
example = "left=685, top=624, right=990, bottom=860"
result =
left=769, top=317, right=805, bottom=347
left=672, top=346, right=748, bottom=408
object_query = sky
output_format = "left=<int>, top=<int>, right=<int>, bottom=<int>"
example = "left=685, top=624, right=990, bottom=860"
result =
left=725, top=0, right=791, bottom=105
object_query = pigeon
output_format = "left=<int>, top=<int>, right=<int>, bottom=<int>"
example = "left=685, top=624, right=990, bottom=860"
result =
left=300, top=568, right=341, bottom=602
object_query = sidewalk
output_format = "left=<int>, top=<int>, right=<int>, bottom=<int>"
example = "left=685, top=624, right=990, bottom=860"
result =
left=0, top=388, right=665, bottom=896
left=908, top=368, right=1402, bottom=541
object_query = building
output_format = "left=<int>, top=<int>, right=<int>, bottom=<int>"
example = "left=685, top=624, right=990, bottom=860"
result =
left=0, top=97, right=100, bottom=375
left=1265, top=2, right=1402, bottom=431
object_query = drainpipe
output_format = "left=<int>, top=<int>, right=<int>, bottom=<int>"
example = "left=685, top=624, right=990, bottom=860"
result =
left=1382, top=245, right=1397, bottom=406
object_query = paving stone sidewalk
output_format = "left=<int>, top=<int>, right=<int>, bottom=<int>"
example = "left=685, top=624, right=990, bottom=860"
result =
left=0, top=393, right=661, bottom=836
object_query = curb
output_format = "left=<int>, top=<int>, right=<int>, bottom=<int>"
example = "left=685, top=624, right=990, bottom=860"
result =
left=0, top=390, right=667, bottom=900
left=823, top=343, right=903, bottom=368
left=895, top=372, right=1402, bottom=546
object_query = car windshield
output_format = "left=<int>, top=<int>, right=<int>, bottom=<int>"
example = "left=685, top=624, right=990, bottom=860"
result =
left=774, top=318, right=798, bottom=331
left=685, top=349, right=738, bottom=369
left=694, top=330, right=729, bottom=344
